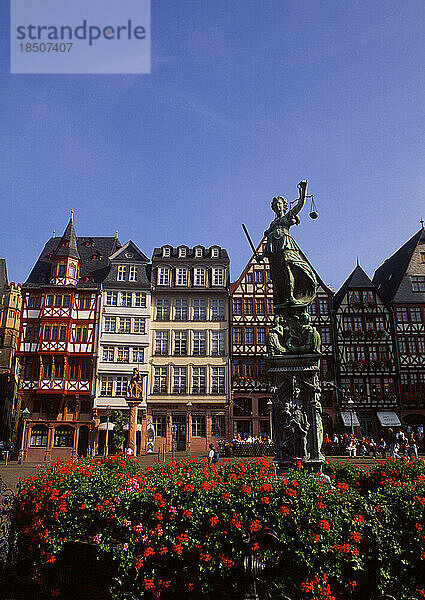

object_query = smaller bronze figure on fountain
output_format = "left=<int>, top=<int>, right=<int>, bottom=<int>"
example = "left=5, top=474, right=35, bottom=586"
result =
left=127, top=368, right=142, bottom=398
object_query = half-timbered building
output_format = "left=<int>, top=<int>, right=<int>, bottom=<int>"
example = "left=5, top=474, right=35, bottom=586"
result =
left=333, top=264, right=398, bottom=437
left=373, top=226, right=425, bottom=424
left=17, top=216, right=121, bottom=461
left=230, top=240, right=336, bottom=438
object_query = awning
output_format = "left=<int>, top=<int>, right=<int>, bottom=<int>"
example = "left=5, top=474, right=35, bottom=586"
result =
left=339, top=411, right=360, bottom=427
left=98, top=422, right=115, bottom=431
left=377, top=411, right=401, bottom=427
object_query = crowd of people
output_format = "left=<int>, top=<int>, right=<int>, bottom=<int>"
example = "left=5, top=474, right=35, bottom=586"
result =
left=231, top=434, right=272, bottom=444
left=323, top=425, right=424, bottom=459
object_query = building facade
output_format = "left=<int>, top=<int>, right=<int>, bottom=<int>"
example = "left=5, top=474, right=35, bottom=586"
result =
left=17, top=216, right=121, bottom=461
left=94, top=241, right=151, bottom=454
left=333, top=264, right=399, bottom=437
left=148, top=245, right=230, bottom=452
left=0, top=259, right=22, bottom=443
left=230, top=240, right=336, bottom=438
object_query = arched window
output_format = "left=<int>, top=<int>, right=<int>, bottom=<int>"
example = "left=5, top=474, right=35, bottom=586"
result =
left=54, top=426, right=74, bottom=447
left=30, top=425, right=48, bottom=447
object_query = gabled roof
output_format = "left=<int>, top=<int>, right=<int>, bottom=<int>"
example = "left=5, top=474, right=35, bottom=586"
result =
left=0, top=259, right=9, bottom=292
left=373, top=228, right=425, bottom=303
left=24, top=236, right=121, bottom=289
left=53, top=214, right=80, bottom=261
left=109, top=240, right=149, bottom=263
left=333, top=264, right=375, bottom=308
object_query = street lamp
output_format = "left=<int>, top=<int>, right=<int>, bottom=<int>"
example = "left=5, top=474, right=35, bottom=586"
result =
left=186, top=401, right=192, bottom=456
left=105, top=405, right=112, bottom=456
left=267, top=399, right=273, bottom=440
left=347, top=398, right=355, bottom=436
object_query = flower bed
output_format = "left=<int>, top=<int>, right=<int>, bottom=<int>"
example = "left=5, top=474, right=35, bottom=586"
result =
left=9, top=455, right=425, bottom=600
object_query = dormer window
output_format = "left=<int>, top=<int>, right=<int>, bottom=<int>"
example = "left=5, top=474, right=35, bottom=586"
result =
left=68, top=263, right=77, bottom=278
left=194, top=268, right=206, bottom=286
left=179, top=247, right=187, bottom=258
left=57, top=263, right=66, bottom=277
left=195, top=247, right=203, bottom=258
left=212, top=267, right=225, bottom=286
left=163, top=247, right=171, bottom=257
left=211, top=247, right=219, bottom=258
left=61, top=240, right=69, bottom=248
left=158, top=268, right=170, bottom=286
left=117, top=265, right=127, bottom=281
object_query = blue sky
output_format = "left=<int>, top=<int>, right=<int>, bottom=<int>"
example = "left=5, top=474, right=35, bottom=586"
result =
left=0, top=1, right=424, bottom=289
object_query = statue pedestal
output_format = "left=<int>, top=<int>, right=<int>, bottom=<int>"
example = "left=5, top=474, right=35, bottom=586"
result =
left=267, top=353, right=324, bottom=474
left=126, top=399, right=141, bottom=456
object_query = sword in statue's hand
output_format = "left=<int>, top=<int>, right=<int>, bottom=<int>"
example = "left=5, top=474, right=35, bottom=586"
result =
left=242, top=224, right=262, bottom=262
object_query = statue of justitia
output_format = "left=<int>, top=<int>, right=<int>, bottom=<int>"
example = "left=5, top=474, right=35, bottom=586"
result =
left=256, top=181, right=317, bottom=309
left=127, top=368, right=142, bottom=398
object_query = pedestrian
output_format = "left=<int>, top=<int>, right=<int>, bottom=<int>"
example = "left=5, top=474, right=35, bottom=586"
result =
left=208, top=443, right=218, bottom=465
left=347, top=438, right=356, bottom=458
left=369, top=439, right=378, bottom=459
left=408, top=435, right=418, bottom=460
left=388, top=428, right=398, bottom=458
left=378, top=438, right=387, bottom=459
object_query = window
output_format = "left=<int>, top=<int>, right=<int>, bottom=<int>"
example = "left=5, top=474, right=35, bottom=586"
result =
left=212, top=268, right=225, bottom=286
left=155, top=331, right=169, bottom=355
left=117, top=346, right=130, bottom=363
left=28, top=295, right=41, bottom=309
left=156, top=299, right=170, bottom=320
left=105, top=291, right=118, bottom=306
left=211, top=331, right=225, bottom=355
left=118, top=317, right=131, bottom=333
left=363, top=290, right=374, bottom=304
left=193, top=299, right=207, bottom=321
left=193, top=331, right=206, bottom=356
left=211, top=367, right=225, bottom=393
left=321, top=326, right=331, bottom=344
left=68, top=264, right=76, bottom=278
left=163, top=247, right=171, bottom=257
left=396, top=307, right=409, bottom=323
left=266, top=270, right=271, bottom=283
left=43, top=325, right=51, bottom=341
left=353, top=316, right=362, bottom=331
left=102, top=346, right=115, bottom=362
left=54, top=426, right=74, bottom=447
left=267, top=299, right=274, bottom=315
left=346, top=346, right=356, bottom=362
left=255, top=270, right=264, bottom=284
left=349, top=290, right=362, bottom=305
left=63, top=295, right=70, bottom=307
left=194, top=268, right=206, bottom=286
left=179, top=247, right=187, bottom=257
left=247, top=273, right=253, bottom=283
left=233, top=298, right=242, bottom=315
left=79, top=295, right=90, bottom=309
left=411, top=307, right=422, bottom=323
left=57, top=263, right=66, bottom=277
left=418, top=336, right=425, bottom=354
left=153, top=367, right=167, bottom=393
left=192, top=367, right=206, bottom=394
left=116, top=376, right=129, bottom=396
left=211, top=298, right=225, bottom=320
left=192, top=414, right=206, bottom=437
left=370, top=378, right=382, bottom=396
left=233, top=398, right=252, bottom=416
left=158, top=268, right=170, bottom=285
left=174, top=331, right=187, bottom=355
left=133, top=318, right=146, bottom=334
left=256, top=299, right=265, bottom=315
left=375, top=316, right=384, bottom=330
left=369, top=346, right=378, bottom=361
left=245, top=327, right=254, bottom=345
left=54, top=295, right=62, bottom=307
left=175, top=299, right=188, bottom=321
left=233, top=327, right=242, bottom=344
left=211, top=247, right=219, bottom=258
left=30, top=426, right=48, bottom=447
left=51, top=325, right=58, bottom=341
left=412, top=276, right=425, bottom=292
left=101, top=376, right=113, bottom=396
left=318, top=298, right=328, bottom=314
left=176, top=268, right=188, bottom=286
left=46, top=295, right=54, bottom=307
left=120, top=292, right=132, bottom=307
left=211, top=414, right=225, bottom=437
left=244, top=299, right=253, bottom=315
left=117, top=265, right=127, bottom=281
left=132, top=347, right=144, bottom=363
left=104, top=316, right=116, bottom=332
left=399, top=337, right=407, bottom=354
left=153, top=415, right=166, bottom=437
left=195, top=247, right=203, bottom=258
left=129, top=266, right=137, bottom=281
left=407, top=336, right=416, bottom=354
left=134, top=292, right=147, bottom=308
left=173, top=367, right=187, bottom=393
left=257, top=327, right=266, bottom=345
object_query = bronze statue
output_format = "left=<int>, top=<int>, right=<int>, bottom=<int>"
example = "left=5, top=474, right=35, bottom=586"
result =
left=127, top=368, right=142, bottom=398
left=256, top=182, right=317, bottom=308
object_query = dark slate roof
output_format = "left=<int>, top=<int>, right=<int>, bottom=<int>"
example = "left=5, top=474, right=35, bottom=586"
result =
left=372, top=228, right=425, bottom=303
left=333, top=264, right=375, bottom=308
left=0, top=259, right=8, bottom=292
left=152, top=245, right=229, bottom=262
left=53, top=215, right=81, bottom=261
left=23, top=237, right=121, bottom=289
left=103, top=241, right=151, bottom=290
